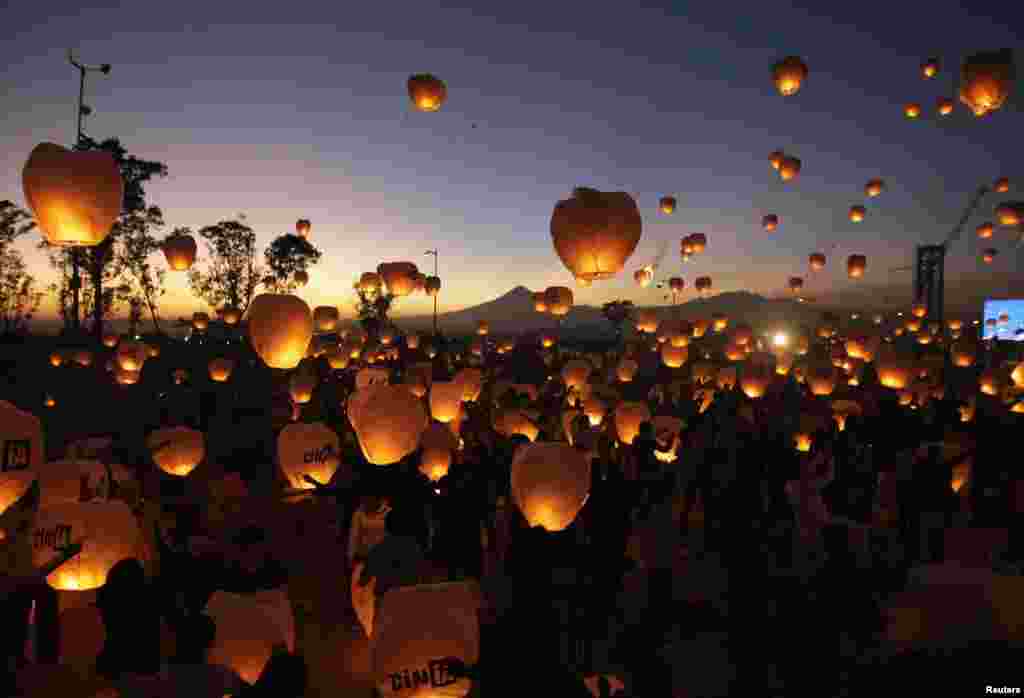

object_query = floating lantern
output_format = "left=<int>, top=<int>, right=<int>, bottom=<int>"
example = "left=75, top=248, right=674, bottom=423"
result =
left=247, top=294, right=313, bottom=369
left=407, top=73, right=448, bottom=112
left=511, top=443, right=590, bottom=531
left=772, top=56, right=808, bottom=96
left=147, top=426, right=205, bottom=477
left=277, top=421, right=340, bottom=489
left=550, top=188, right=642, bottom=282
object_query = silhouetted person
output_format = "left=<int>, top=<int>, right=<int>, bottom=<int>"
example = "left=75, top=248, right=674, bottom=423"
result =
left=96, top=558, right=162, bottom=681
left=360, top=507, right=425, bottom=607
left=164, top=613, right=246, bottom=697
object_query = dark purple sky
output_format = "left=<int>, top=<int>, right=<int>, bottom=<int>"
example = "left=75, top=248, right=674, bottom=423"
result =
left=2, top=0, right=1021, bottom=319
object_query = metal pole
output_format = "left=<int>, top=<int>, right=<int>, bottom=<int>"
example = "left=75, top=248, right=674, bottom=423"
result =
left=69, top=59, right=86, bottom=333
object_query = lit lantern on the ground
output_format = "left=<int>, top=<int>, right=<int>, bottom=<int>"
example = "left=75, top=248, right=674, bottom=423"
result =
left=277, top=421, right=340, bottom=489
left=147, top=426, right=205, bottom=477
left=115, top=340, right=147, bottom=372
left=32, top=501, right=145, bottom=591
left=550, top=187, right=642, bottom=282
left=511, top=443, right=590, bottom=531
left=561, top=360, right=592, bottom=391
left=420, top=423, right=457, bottom=482
left=247, top=294, right=313, bottom=369
left=22, top=142, right=123, bottom=247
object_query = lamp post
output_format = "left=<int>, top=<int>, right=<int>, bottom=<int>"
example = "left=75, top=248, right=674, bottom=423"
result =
left=67, top=50, right=111, bottom=334
left=425, top=249, right=439, bottom=336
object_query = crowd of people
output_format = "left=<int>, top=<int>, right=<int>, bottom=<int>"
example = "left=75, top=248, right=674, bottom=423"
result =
left=1, top=332, right=1021, bottom=697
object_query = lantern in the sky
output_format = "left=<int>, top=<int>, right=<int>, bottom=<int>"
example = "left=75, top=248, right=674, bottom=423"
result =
left=454, top=368, right=483, bottom=402
left=806, top=364, right=837, bottom=396
left=407, top=73, right=448, bottom=112
left=958, top=49, right=1014, bottom=117
left=659, top=196, right=676, bottom=214
left=771, top=56, right=808, bottom=96
left=615, top=401, right=651, bottom=445
left=922, top=58, right=939, bottom=78
left=313, top=306, right=339, bottom=333
left=475, top=320, right=489, bottom=337
left=72, top=350, right=92, bottom=367
left=295, top=219, right=311, bottom=238
left=904, top=103, right=922, bottom=119
left=100, top=333, right=117, bottom=348
left=979, top=370, right=1002, bottom=396
left=865, top=179, right=885, bottom=198
left=420, top=423, right=457, bottom=482
left=615, top=358, right=639, bottom=383
left=206, top=589, right=296, bottom=686
left=277, top=421, right=340, bottom=489
left=695, top=276, right=712, bottom=294
left=114, top=340, right=147, bottom=372
left=544, top=286, right=574, bottom=316
left=778, top=156, right=801, bottom=182
left=1010, top=361, right=1024, bottom=388
left=849, top=205, right=866, bottom=223
left=739, top=367, right=770, bottom=399
left=22, top=143, right=124, bottom=247
left=936, top=97, right=954, bottom=116
left=288, top=370, right=317, bottom=404
left=689, top=233, right=707, bottom=254
left=147, top=426, right=205, bottom=477
left=769, top=150, right=785, bottom=170
left=982, top=248, right=997, bottom=264
left=32, top=501, right=145, bottom=591
left=995, top=202, right=1024, bottom=227
left=425, top=276, right=441, bottom=296
left=976, top=222, right=994, bottom=239
left=561, top=360, right=592, bottom=391
left=993, top=177, right=1010, bottom=193
left=847, top=255, right=867, bottom=279
left=808, top=252, right=826, bottom=271
left=634, top=266, right=654, bottom=288
left=115, top=367, right=140, bottom=385
left=372, top=582, right=481, bottom=697
left=788, top=276, right=804, bottom=294
left=221, top=306, right=241, bottom=326
left=550, top=187, right=643, bottom=282
left=511, top=443, right=590, bottom=531
left=530, top=291, right=548, bottom=313
left=911, top=304, right=928, bottom=319
left=348, top=385, right=428, bottom=465
left=247, top=294, right=313, bottom=369
left=162, top=232, right=197, bottom=271
left=661, top=344, right=688, bottom=369
left=208, top=357, right=234, bottom=383
left=635, top=309, right=659, bottom=334
left=762, top=214, right=779, bottom=232
left=378, top=262, right=419, bottom=297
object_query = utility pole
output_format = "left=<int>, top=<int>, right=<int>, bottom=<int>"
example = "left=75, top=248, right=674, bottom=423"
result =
left=425, top=249, right=439, bottom=336
left=67, top=50, right=112, bottom=335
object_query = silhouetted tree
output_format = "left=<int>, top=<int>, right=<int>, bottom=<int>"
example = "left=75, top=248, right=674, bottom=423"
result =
left=354, top=285, right=395, bottom=340
left=263, top=233, right=322, bottom=294
left=602, top=299, right=634, bottom=343
left=0, top=200, right=35, bottom=247
left=187, top=216, right=263, bottom=315
left=0, top=244, right=43, bottom=336
left=117, top=213, right=172, bottom=334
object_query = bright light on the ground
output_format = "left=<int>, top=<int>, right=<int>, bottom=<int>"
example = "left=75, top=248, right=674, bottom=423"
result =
left=773, top=332, right=788, bottom=347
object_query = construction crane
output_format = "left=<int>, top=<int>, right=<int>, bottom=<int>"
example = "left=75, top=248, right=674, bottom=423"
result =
left=888, top=184, right=992, bottom=327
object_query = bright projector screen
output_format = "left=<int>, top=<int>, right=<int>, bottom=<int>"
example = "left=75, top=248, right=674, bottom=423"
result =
left=982, top=299, right=1024, bottom=341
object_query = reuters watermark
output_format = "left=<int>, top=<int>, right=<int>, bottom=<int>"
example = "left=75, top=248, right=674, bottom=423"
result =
left=986, top=688, right=1021, bottom=695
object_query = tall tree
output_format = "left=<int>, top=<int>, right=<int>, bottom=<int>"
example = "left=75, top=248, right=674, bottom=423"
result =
left=0, top=200, right=36, bottom=247
left=117, top=212, right=172, bottom=334
left=74, top=136, right=168, bottom=340
left=263, top=233, right=322, bottom=294
left=0, top=245, right=43, bottom=336
left=187, top=216, right=263, bottom=314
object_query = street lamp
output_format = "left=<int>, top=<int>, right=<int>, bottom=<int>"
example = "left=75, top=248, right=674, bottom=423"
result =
left=66, top=50, right=112, bottom=334
left=425, top=249, right=438, bottom=336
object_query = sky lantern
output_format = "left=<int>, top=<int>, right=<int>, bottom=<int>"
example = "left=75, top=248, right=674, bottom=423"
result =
left=420, top=423, right=457, bottom=482
left=769, top=150, right=785, bottom=170
left=192, top=312, right=210, bottom=331
left=222, top=306, right=241, bottom=326
left=659, top=196, right=677, bottom=214
left=762, top=214, right=779, bottom=232
left=847, top=254, right=867, bottom=279
left=695, top=276, right=712, bottom=294
left=809, top=252, right=826, bottom=271
left=348, top=385, right=427, bottom=465
left=982, top=248, right=997, bottom=264
left=1010, top=362, right=1024, bottom=388
left=22, top=142, right=124, bottom=247
left=778, top=156, right=801, bottom=182
left=865, top=179, right=885, bottom=197
left=313, top=306, right=339, bottom=333
left=114, top=340, right=147, bottom=372
left=689, top=232, right=707, bottom=253
left=425, top=276, right=441, bottom=296
left=288, top=370, right=317, bottom=404
left=979, top=370, right=1001, bottom=396
left=247, top=294, right=313, bottom=369
left=407, top=73, right=448, bottom=112
left=669, top=277, right=685, bottom=294
left=772, top=55, right=808, bottom=96
left=911, top=303, right=928, bottom=319
left=206, top=590, right=295, bottom=686
left=807, top=364, right=837, bottom=396
left=849, top=205, right=866, bottom=223
left=711, top=313, right=728, bottom=333
left=0, top=469, right=35, bottom=520
left=904, top=103, right=922, bottom=119
left=634, top=266, right=654, bottom=288
left=162, top=232, right=197, bottom=271
left=72, top=349, right=92, bottom=367
left=616, top=358, right=639, bottom=383
left=372, top=582, right=481, bottom=697
left=544, top=286, right=573, bottom=316
left=550, top=187, right=643, bottom=282
left=922, top=57, right=940, bottom=78
left=994, top=177, right=1010, bottom=193
left=788, top=276, right=804, bottom=294
left=732, top=323, right=753, bottom=346
left=429, top=381, right=465, bottom=424
left=959, top=48, right=1014, bottom=117
left=561, top=359, right=592, bottom=391
left=511, top=443, right=590, bottom=531
left=277, top=421, right=340, bottom=489
left=951, top=343, right=976, bottom=368
left=295, top=219, right=311, bottom=238
left=661, top=344, right=688, bottom=368
left=493, top=409, right=540, bottom=442
left=146, top=426, right=205, bottom=477
left=114, top=367, right=140, bottom=385
left=208, top=357, right=234, bottom=383
left=740, top=366, right=770, bottom=399
left=454, top=368, right=483, bottom=402
left=476, top=320, right=489, bottom=336
left=378, top=262, right=419, bottom=297
left=32, top=500, right=145, bottom=591
left=358, top=272, right=382, bottom=293
left=976, top=222, right=994, bottom=239
left=49, top=351, right=64, bottom=367
left=615, top=401, right=651, bottom=445
left=405, top=332, right=420, bottom=350
left=356, top=367, right=390, bottom=390
left=540, top=332, right=556, bottom=349
left=937, top=97, right=954, bottom=116
left=635, top=309, right=659, bottom=334
left=531, top=291, right=548, bottom=313
left=995, top=202, right=1024, bottom=227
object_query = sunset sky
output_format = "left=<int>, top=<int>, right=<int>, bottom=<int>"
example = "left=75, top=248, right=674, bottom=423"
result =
left=1, top=0, right=1021, bottom=323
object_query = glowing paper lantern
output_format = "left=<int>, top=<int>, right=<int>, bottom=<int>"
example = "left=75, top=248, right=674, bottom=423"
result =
left=372, top=582, right=481, bottom=697
left=922, top=58, right=939, bottom=78
left=313, top=306, right=339, bottom=333
left=865, top=179, right=884, bottom=197
left=348, top=385, right=428, bottom=465
left=429, top=381, right=465, bottom=424
left=247, top=294, right=313, bottom=369
left=976, top=222, right=994, bottom=239
left=659, top=196, right=676, bottom=214
left=616, top=358, right=639, bottom=383
left=635, top=309, right=659, bottom=334
left=511, top=443, right=590, bottom=531
left=407, top=73, right=448, bottom=112
left=208, top=357, right=234, bottom=383
left=206, top=588, right=295, bottom=685
left=146, top=426, right=205, bottom=477
left=277, top=421, right=340, bottom=489
left=378, top=262, right=420, bottom=297
left=762, top=214, right=779, bottom=233
left=778, top=156, right=801, bottom=182
left=661, top=344, right=688, bottom=368
left=634, top=266, right=654, bottom=288
left=454, top=368, right=483, bottom=402
left=550, top=187, right=643, bottom=282
left=295, top=219, right=311, bottom=238
left=359, top=272, right=382, bottom=293
left=614, top=401, right=651, bottom=445
left=32, top=501, right=145, bottom=591
left=772, top=56, right=808, bottom=96
left=22, top=142, right=124, bottom=247
left=958, top=48, right=1014, bottom=117
left=904, top=103, right=922, bottom=119
left=847, top=255, right=867, bottom=279
left=115, top=340, right=147, bottom=372
left=0, top=469, right=35, bottom=517
left=288, top=370, right=317, bottom=404
left=544, top=286, right=574, bottom=316
left=561, top=360, right=592, bottom=390
left=493, top=409, right=540, bottom=442
left=163, top=233, right=197, bottom=271
left=849, top=205, right=866, bottom=223
left=357, top=367, right=391, bottom=390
